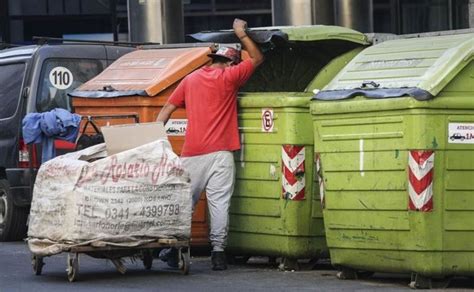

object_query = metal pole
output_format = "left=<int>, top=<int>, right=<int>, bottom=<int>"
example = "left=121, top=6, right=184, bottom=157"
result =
left=447, top=0, right=453, bottom=30
left=313, top=0, right=335, bottom=25
left=0, top=0, right=10, bottom=42
left=390, top=0, right=400, bottom=34
left=128, top=0, right=184, bottom=44
left=271, top=0, right=313, bottom=25
left=110, top=0, right=118, bottom=42
left=334, top=0, right=374, bottom=32
left=469, top=0, right=474, bottom=28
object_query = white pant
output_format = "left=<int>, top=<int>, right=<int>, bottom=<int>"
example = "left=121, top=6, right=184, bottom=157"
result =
left=182, top=151, right=235, bottom=252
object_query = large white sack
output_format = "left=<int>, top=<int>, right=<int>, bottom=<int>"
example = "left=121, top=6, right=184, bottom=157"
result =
left=28, top=139, right=192, bottom=256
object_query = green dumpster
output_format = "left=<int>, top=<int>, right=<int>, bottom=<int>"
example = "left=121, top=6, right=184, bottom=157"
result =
left=191, top=25, right=370, bottom=270
left=232, top=94, right=318, bottom=270
left=310, top=33, right=474, bottom=287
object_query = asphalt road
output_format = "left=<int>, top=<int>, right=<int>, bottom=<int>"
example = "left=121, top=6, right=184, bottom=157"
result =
left=1, top=242, right=473, bottom=291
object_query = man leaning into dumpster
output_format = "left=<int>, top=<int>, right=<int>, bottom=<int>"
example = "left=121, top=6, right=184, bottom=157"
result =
left=156, top=18, right=264, bottom=271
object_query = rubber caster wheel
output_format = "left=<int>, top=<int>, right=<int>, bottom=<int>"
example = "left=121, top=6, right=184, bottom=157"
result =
left=227, top=255, right=250, bottom=265
left=32, top=255, right=44, bottom=276
left=67, top=253, right=79, bottom=282
left=142, top=250, right=153, bottom=270
left=308, top=257, right=319, bottom=270
left=179, top=248, right=190, bottom=275
left=409, top=273, right=431, bottom=289
left=268, top=257, right=277, bottom=265
left=357, top=271, right=374, bottom=279
left=409, top=273, right=451, bottom=289
left=431, top=278, right=452, bottom=289
left=235, top=256, right=250, bottom=265
left=336, top=267, right=358, bottom=280
left=278, top=258, right=299, bottom=271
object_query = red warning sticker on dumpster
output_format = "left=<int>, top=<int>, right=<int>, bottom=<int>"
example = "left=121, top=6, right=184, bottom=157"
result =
left=261, top=108, right=274, bottom=132
left=448, top=123, right=474, bottom=144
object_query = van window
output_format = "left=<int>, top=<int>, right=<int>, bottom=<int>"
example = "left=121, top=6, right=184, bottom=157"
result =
left=37, top=59, right=104, bottom=112
left=0, top=63, right=26, bottom=119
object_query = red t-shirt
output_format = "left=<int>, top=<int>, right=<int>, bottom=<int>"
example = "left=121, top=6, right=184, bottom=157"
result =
left=168, top=59, right=255, bottom=157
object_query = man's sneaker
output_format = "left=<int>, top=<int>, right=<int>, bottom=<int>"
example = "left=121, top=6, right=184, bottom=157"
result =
left=211, top=251, right=227, bottom=271
left=158, top=248, right=179, bottom=268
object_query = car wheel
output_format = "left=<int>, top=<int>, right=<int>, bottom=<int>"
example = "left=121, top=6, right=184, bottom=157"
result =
left=0, top=179, right=29, bottom=241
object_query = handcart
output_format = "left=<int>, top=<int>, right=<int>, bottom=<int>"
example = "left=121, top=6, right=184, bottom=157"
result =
left=28, top=119, right=192, bottom=282
left=31, top=238, right=190, bottom=282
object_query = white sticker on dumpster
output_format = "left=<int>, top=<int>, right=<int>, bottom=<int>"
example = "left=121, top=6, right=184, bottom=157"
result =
left=165, top=119, right=187, bottom=136
left=262, top=108, right=274, bottom=132
left=448, top=123, right=474, bottom=144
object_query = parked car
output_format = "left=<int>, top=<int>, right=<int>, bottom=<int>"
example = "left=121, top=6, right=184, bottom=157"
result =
left=0, top=43, right=135, bottom=241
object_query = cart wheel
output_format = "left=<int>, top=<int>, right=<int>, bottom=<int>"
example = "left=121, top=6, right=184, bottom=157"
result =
left=67, top=253, right=79, bottom=282
left=178, top=248, right=190, bottom=275
left=142, top=250, right=153, bottom=270
left=32, top=255, right=44, bottom=275
left=111, top=259, right=127, bottom=274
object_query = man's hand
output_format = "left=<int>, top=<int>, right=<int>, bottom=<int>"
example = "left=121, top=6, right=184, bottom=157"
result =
left=233, top=18, right=264, bottom=68
left=233, top=18, right=248, bottom=39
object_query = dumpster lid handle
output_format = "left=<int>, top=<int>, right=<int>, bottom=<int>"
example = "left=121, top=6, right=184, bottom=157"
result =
left=361, top=81, right=380, bottom=89
left=312, top=87, right=433, bottom=101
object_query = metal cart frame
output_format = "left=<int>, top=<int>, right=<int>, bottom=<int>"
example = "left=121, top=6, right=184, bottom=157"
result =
left=31, top=238, right=190, bottom=282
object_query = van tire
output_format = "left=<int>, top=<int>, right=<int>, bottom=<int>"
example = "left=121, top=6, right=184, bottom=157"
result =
left=0, top=179, right=29, bottom=241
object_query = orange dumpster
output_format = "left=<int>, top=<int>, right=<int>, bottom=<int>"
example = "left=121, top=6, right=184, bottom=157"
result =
left=70, top=47, right=214, bottom=247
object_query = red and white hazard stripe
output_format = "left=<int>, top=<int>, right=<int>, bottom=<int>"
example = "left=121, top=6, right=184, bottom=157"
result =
left=282, top=145, right=305, bottom=200
left=408, top=150, right=434, bottom=212
left=315, top=153, right=325, bottom=208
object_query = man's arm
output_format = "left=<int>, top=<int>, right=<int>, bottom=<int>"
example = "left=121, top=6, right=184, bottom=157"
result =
left=156, top=102, right=178, bottom=125
left=157, top=79, right=185, bottom=125
left=233, top=18, right=264, bottom=67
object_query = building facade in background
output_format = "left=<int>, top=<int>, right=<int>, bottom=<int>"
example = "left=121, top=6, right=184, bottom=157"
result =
left=0, top=0, right=473, bottom=44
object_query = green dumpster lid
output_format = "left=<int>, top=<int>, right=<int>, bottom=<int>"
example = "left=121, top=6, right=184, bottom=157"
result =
left=189, top=25, right=369, bottom=45
left=277, top=25, right=369, bottom=44
left=315, top=33, right=474, bottom=101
